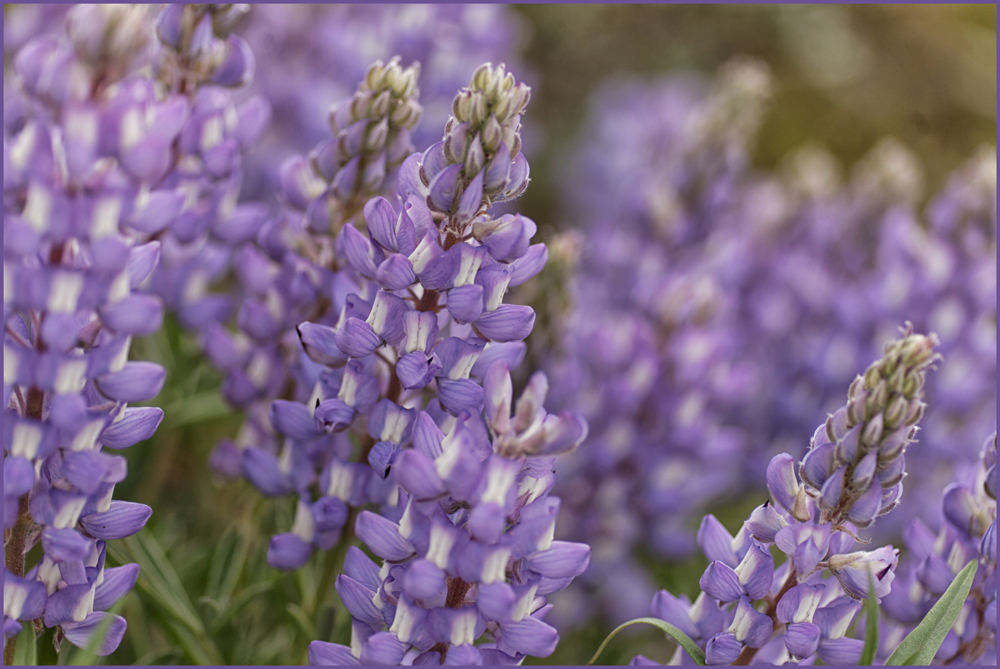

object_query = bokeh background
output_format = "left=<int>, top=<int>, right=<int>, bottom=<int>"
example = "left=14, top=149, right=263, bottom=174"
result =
left=4, top=4, right=995, bottom=665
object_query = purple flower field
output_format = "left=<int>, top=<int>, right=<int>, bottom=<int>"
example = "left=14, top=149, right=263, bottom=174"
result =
left=3, top=4, right=995, bottom=666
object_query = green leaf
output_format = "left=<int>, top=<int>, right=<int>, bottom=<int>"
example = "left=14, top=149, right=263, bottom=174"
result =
left=106, top=531, right=205, bottom=635
left=132, top=647, right=183, bottom=665
left=860, top=567, right=879, bottom=665
left=886, top=559, right=978, bottom=665
left=162, top=619, right=224, bottom=666
left=12, top=622, right=38, bottom=666
left=205, top=525, right=248, bottom=607
left=285, top=603, right=318, bottom=641
left=160, top=391, right=233, bottom=429
left=587, top=617, right=705, bottom=666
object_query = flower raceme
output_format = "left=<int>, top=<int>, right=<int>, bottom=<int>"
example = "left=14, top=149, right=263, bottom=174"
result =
left=632, top=330, right=937, bottom=666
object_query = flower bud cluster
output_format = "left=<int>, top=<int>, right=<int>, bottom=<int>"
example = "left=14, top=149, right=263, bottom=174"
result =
left=282, top=57, right=423, bottom=234
left=421, top=63, right=531, bottom=234
left=632, top=331, right=935, bottom=666
left=799, top=330, right=940, bottom=527
left=154, top=4, right=255, bottom=90
left=879, top=432, right=996, bottom=665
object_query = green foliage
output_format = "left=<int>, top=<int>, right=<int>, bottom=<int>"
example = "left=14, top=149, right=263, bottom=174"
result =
left=885, top=560, right=978, bottom=666
left=588, top=617, right=706, bottom=666
left=860, top=568, right=880, bottom=665
left=13, top=623, right=38, bottom=666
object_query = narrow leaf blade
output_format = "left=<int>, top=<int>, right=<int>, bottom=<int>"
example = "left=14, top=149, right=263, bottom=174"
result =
left=12, top=623, right=38, bottom=666
left=860, top=568, right=879, bottom=665
left=587, top=616, right=706, bottom=666
left=886, top=559, right=978, bottom=665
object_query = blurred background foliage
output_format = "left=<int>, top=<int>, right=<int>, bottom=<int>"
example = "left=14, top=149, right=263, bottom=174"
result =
left=7, top=3, right=993, bottom=665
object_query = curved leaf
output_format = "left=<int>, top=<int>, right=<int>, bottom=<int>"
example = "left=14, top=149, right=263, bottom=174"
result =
left=885, top=559, right=977, bottom=665
left=860, top=567, right=879, bottom=665
left=587, top=616, right=706, bottom=666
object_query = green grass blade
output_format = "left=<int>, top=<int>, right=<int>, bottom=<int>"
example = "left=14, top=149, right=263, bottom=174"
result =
left=860, top=567, right=880, bottom=665
left=587, top=617, right=705, bottom=666
left=12, top=623, right=38, bottom=666
left=885, top=559, right=978, bottom=665
left=204, top=525, right=248, bottom=607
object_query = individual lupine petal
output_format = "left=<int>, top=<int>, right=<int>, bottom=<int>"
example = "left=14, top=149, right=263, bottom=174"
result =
left=298, top=322, right=348, bottom=367
left=376, top=254, right=417, bottom=290
left=776, top=583, right=825, bottom=625
left=267, top=533, right=312, bottom=571
left=982, top=520, right=996, bottom=561
left=699, top=561, right=744, bottom=602
left=744, top=501, right=788, bottom=543
left=269, top=400, right=322, bottom=440
left=729, top=596, right=772, bottom=648
left=339, top=224, right=379, bottom=278
left=437, top=378, right=484, bottom=416
left=774, top=523, right=830, bottom=575
left=525, top=541, right=591, bottom=579
left=365, top=197, right=399, bottom=252
left=335, top=318, right=381, bottom=358
left=428, top=163, right=463, bottom=212
left=705, top=633, right=742, bottom=665
left=985, top=599, right=997, bottom=632
left=434, top=338, right=484, bottom=381
left=698, top=515, right=739, bottom=567
left=412, top=412, right=445, bottom=460
left=827, top=546, right=898, bottom=600
left=41, top=527, right=93, bottom=562
left=314, top=399, right=356, bottom=433
left=280, top=156, right=325, bottom=210
left=99, top=407, right=163, bottom=449
left=403, top=558, right=447, bottom=601
left=818, top=466, right=847, bottom=513
left=475, top=264, right=513, bottom=313
left=80, top=501, right=151, bottom=540
left=212, top=203, right=268, bottom=243
left=456, top=172, right=485, bottom=225
left=847, top=475, right=882, bottom=527
left=942, top=484, right=979, bottom=536
left=335, top=574, right=383, bottom=625
left=397, top=351, right=437, bottom=390
left=483, top=360, right=513, bottom=435
left=817, top=637, right=863, bottom=665
left=28, top=487, right=88, bottom=529
left=538, top=412, right=588, bottom=456
left=393, top=449, right=445, bottom=501
left=850, top=452, right=878, bottom=491
left=444, top=644, right=483, bottom=666
left=421, top=141, right=449, bottom=184
left=44, top=582, right=94, bottom=626
left=475, top=304, right=535, bottom=343
left=650, top=591, right=700, bottom=639
left=344, top=546, right=381, bottom=590
left=95, top=362, right=165, bottom=402
left=733, top=543, right=774, bottom=600
left=211, top=34, right=255, bottom=87
left=500, top=152, right=530, bottom=202
left=402, top=310, right=439, bottom=355
left=498, top=616, right=558, bottom=657
left=241, top=447, right=295, bottom=496
left=878, top=454, right=906, bottom=488
left=767, top=453, right=803, bottom=517
left=359, top=632, right=408, bottom=665
left=355, top=511, right=414, bottom=561
left=92, top=564, right=139, bottom=611
left=916, top=553, right=955, bottom=595
left=367, top=399, right=416, bottom=445
left=4, top=457, right=35, bottom=500
left=475, top=214, right=537, bottom=262
left=313, top=497, right=348, bottom=535
left=785, top=622, right=820, bottom=659
left=366, top=291, right=408, bottom=346
left=878, top=482, right=903, bottom=516
left=508, top=244, right=547, bottom=287
left=4, top=570, right=47, bottom=621
left=61, top=612, right=127, bottom=656
left=308, top=641, right=360, bottom=666
left=447, top=284, right=485, bottom=324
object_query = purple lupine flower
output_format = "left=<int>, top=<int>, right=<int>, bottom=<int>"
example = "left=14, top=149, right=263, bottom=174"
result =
left=632, top=331, right=935, bottom=666
left=272, top=63, right=591, bottom=664
left=879, top=432, right=997, bottom=665
left=3, top=7, right=175, bottom=657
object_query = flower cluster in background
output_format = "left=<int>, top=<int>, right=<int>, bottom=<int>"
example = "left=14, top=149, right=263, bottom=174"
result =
left=3, top=4, right=995, bottom=667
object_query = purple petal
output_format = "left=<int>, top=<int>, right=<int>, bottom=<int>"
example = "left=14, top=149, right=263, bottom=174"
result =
left=524, top=541, right=591, bottom=579
left=508, top=243, right=547, bottom=287
left=744, top=502, right=787, bottom=543
left=538, top=412, right=588, bottom=456
left=403, top=558, right=447, bottom=600
left=785, top=622, right=820, bottom=659
left=268, top=533, right=313, bottom=571
left=335, top=574, right=383, bottom=625
left=93, top=564, right=140, bottom=611
left=360, top=632, right=408, bottom=666
left=705, top=633, right=742, bottom=665
left=315, top=399, right=356, bottom=433
left=817, top=637, right=863, bottom=665
left=62, top=612, right=127, bottom=656
left=4, top=456, right=35, bottom=499
left=42, top=526, right=93, bottom=562
left=427, top=163, right=462, bottom=212
left=355, top=511, right=414, bottom=562
left=916, top=553, right=955, bottom=595
left=942, top=484, right=978, bottom=536
left=397, top=351, right=438, bottom=390
left=335, top=317, right=381, bottom=358
left=366, top=291, right=407, bottom=346
left=766, top=453, right=800, bottom=515
left=338, top=224, right=378, bottom=277
left=412, top=412, right=445, bottom=460
left=344, top=546, right=381, bottom=589
left=698, top=515, right=738, bottom=567
left=437, top=378, right=485, bottom=416
left=4, top=571, right=47, bottom=620
left=393, top=449, right=446, bottom=501
left=376, top=254, right=417, bottom=291
left=733, top=543, right=774, bottom=600
left=475, top=304, right=535, bottom=343
left=211, top=34, right=254, bottom=87
left=499, top=616, right=558, bottom=657
left=801, top=441, right=836, bottom=490
left=818, top=465, right=847, bottom=513
left=447, top=284, right=485, bottom=324
left=298, top=322, right=348, bottom=367
left=364, top=197, right=399, bottom=252
left=80, top=501, right=151, bottom=540
left=269, top=400, right=322, bottom=440
left=241, top=447, right=294, bottom=496
left=95, top=362, right=166, bottom=402
left=699, top=561, right=744, bottom=602
left=456, top=172, right=484, bottom=225
left=775, top=583, right=825, bottom=624
left=847, top=476, right=882, bottom=527
left=813, top=601, right=861, bottom=639
left=309, top=641, right=359, bottom=666
left=729, top=596, right=772, bottom=648
left=44, top=582, right=93, bottom=626
left=99, top=407, right=163, bottom=449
